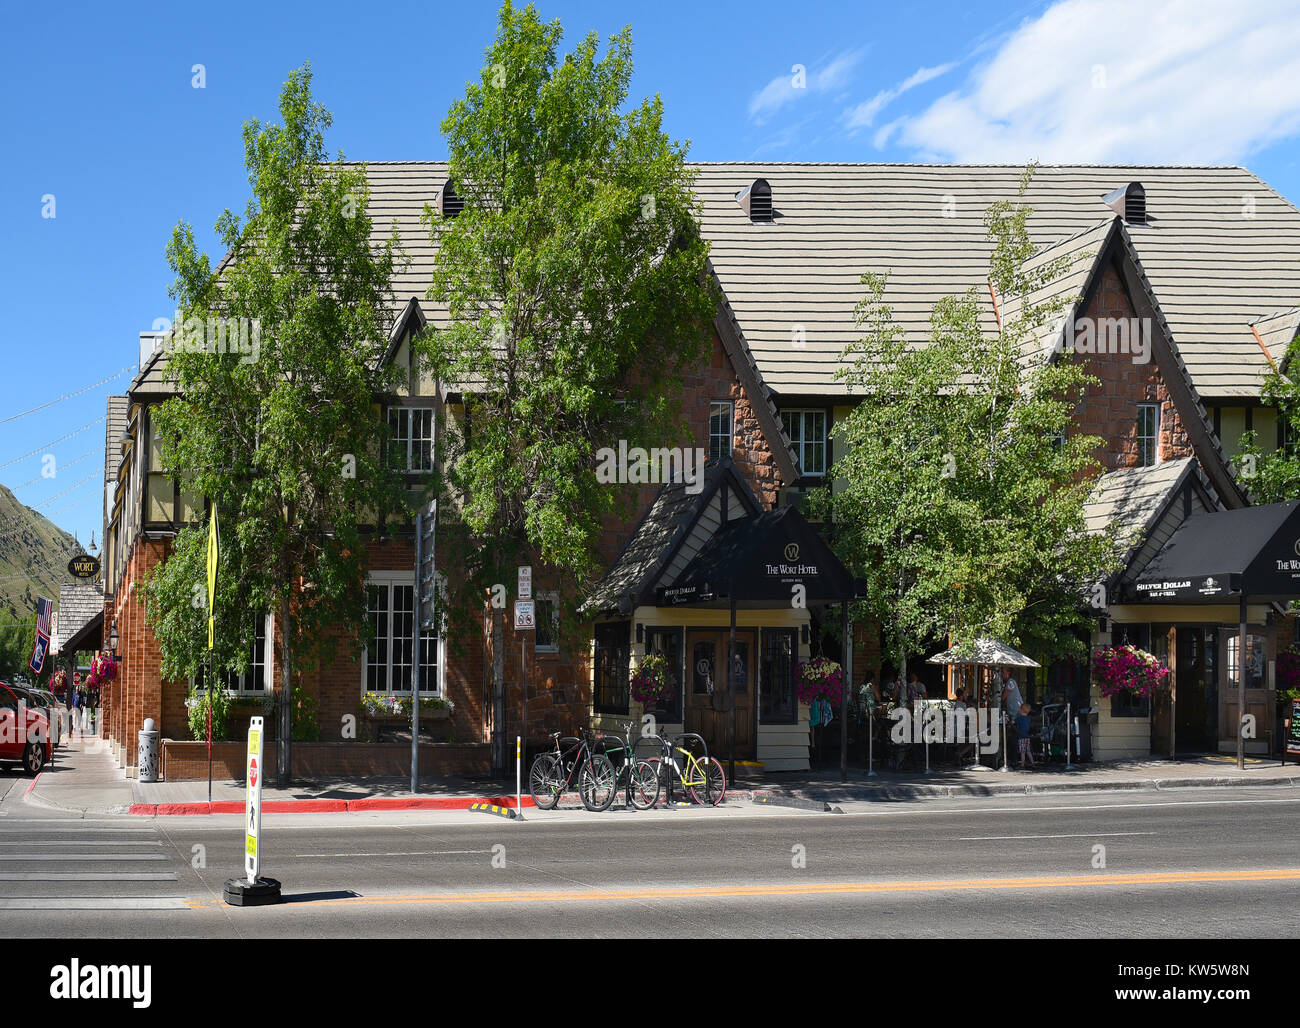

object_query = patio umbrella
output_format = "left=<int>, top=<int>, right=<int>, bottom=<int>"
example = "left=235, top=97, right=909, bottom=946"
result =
left=926, top=637, right=1039, bottom=771
left=926, top=637, right=1041, bottom=668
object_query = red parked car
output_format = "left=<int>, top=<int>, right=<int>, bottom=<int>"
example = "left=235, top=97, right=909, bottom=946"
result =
left=0, top=681, right=52, bottom=774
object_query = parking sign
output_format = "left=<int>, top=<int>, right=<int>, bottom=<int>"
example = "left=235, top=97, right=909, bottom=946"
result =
left=514, top=600, right=535, bottom=631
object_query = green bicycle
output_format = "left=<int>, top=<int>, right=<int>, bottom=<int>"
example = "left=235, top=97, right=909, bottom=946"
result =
left=646, top=731, right=726, bottom=806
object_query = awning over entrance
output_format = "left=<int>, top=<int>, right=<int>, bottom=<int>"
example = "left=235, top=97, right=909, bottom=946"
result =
left=657, top=506, right=855, bottom=608
left=1131, top=500, right=1300, bottom=603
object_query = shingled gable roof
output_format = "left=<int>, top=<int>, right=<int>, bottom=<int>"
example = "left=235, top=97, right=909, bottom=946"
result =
left=1250, top=307, right=1300, bottom=371
left=1084, top=457, right=1220, bottom=585
left=54, top=584, right=104, bottom=654
left=582, top=458, right=762, bottom=618
left=688, top=163, right=1300, bottom=402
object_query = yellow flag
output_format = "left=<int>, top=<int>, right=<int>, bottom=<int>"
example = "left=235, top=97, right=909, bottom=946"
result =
left=206, top=503, right=218, bottom=649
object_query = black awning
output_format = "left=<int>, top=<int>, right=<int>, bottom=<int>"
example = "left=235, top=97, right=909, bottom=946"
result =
left=1131, top=500, right=1300, bottom=602
left=656, top=506, right=856, bottom=608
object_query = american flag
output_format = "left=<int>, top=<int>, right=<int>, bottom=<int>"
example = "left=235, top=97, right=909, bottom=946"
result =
left=28, top=596, right=52, bottom=675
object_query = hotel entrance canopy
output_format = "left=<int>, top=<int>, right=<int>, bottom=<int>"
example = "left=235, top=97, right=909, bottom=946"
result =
left=1131, top=500, right=1300, bottom=604
left=655, top=505, right=856, bottom=609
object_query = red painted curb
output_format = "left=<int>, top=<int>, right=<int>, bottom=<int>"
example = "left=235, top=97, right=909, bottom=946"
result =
left=265, top=799, right=348, bottom=813
left=25, top=773, right=41, bottom=795
left=131, top=795, right=538, bottom=815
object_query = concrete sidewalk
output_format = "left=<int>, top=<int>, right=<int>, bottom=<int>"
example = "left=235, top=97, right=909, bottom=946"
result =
left=19, top=732, right=1300, bottom=817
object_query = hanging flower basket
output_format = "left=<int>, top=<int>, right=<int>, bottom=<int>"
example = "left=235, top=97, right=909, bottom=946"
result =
left=630, top=654, right=675, bottom=708
left=87, top=652, right=117, bottom=688
left=51, top=670, right=67, bottom=693
left=1092, top=645, right=1170, bottom=699
left=796, top=657, right=844, bottom=705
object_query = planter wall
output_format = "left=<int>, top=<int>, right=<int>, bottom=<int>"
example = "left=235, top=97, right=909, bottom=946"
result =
left=160, top=739, right=490, bottom=781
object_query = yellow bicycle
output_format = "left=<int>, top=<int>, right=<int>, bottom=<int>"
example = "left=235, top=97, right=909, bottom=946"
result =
left=646, top=731, right=726, bottom=806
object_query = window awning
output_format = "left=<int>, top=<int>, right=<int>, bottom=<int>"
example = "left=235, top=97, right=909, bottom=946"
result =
left=656, top=506, right=856, bottom=609
left=1130, top=500, right=1300, bottom=603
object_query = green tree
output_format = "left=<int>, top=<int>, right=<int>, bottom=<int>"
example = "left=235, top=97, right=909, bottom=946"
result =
left=1237, top=341, right=1300, bottom=502
left=815, top=166, right=1122, bottom=675
left=144, top=64, right=406, bottom=784
left=425, top=2, right=716, bottom=744
left=0, top=617, right=36, bottom=683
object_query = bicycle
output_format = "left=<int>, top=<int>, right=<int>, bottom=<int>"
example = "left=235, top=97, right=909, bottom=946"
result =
left=528, top=730, right=618, bottom=812
left=594, top=722, right=661, bottom=810
left=645, top=731, right=726, bottom=806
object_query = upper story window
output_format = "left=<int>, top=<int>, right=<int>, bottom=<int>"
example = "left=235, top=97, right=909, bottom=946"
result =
left=781, top=409, right=827, bottom=477
left=388, top=407, right=434, bottom=473
left=709, top=402, right=733, bottom=461
left=1137, top=404, right=1160, bottom=467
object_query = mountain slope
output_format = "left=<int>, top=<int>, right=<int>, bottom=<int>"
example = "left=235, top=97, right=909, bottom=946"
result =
left=0, top=482, right=82, bottom=622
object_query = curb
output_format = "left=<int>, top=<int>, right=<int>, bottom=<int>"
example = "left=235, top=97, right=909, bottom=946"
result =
left=757, top=773, right=1300, bottom=803
left=128, top=795, right=537, bottom=816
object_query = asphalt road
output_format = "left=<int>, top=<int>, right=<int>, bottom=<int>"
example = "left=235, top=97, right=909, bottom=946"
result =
left=1, top=771, right=1297, bottom=938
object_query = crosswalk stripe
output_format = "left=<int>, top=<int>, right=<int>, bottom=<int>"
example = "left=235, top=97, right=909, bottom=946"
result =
left=0, top=897, right=190, bottom=910
left=0, top=854, right=167, bottom=861
left=0, top=840, right=163, bottom=847
left=0, top=872, right=179, bottom=881
left=0, top=826, right=154, bottom=832
left=0, top=842, right=163, bottom=847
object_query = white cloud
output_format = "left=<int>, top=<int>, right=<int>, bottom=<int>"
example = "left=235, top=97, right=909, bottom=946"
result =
left=885, top=0, right=1300, bottom=163
left=844, top=63, right=956, bottom=131
left=749, top=49, right=866, bottom=123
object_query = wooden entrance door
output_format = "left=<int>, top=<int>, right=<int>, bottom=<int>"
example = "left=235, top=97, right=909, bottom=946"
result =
left=1218, top=627, right=1271, bottom=754
left=685, top=630, right=755, bottom=759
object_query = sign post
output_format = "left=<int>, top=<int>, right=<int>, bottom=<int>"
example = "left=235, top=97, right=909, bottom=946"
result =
left=245, top=717, right=263, bottom=883
left=222, top=716, right=281, bottom=906
left=515, top=571, right=533, bottom=754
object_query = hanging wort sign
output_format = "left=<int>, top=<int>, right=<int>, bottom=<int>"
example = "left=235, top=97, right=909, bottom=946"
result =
left=68, top=555, right=101, bottom=580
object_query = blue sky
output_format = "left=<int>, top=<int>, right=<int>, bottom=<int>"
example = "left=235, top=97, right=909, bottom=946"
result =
left=3, top=0, right=1299, bottom=550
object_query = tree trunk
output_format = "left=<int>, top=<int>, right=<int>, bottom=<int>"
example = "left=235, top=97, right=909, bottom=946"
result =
left=278, top=595, right=292, bottom=787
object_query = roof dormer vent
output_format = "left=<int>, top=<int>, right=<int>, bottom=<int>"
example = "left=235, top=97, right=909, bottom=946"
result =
left=735, top=178, right=772, bottom=222
left=1103, top=182, right=1146, bottom=225
left=436, top=179, right=464, bottom=219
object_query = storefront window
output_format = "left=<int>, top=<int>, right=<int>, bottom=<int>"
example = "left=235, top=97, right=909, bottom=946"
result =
left=594, top=622, right=630, bottom=715
left=644, top=627, right=682, bottom=722
left=760, top=628, right=797, bottom=724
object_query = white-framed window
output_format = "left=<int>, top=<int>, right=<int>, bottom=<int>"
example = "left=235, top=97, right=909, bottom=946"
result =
left=387, top=407, right=435, bottom=473
left=363, top=571, right=443, bottom=694
left=781, top=409, right=828, bottom=477
left=195, top=613, right=271, bottom=694
left=535, top=591, right=560, bottom=653
left=1137, top=403, right=1160, bottom=467
left=709, top=401, right=733, bottom=461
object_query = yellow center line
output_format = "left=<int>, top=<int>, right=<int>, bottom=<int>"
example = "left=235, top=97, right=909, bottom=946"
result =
left=195, top=868, right=1300, bottom=909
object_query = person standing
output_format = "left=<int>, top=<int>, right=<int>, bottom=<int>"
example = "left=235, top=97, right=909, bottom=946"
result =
left=1001, top=667, right=1023, bottom=760
left=1016, top=703, right=1036, bottom=768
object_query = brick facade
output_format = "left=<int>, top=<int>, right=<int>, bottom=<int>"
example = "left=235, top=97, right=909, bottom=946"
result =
left=101, top=322, right=780, bottom=777
left=1071, top=260, right=1195, bottom=471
